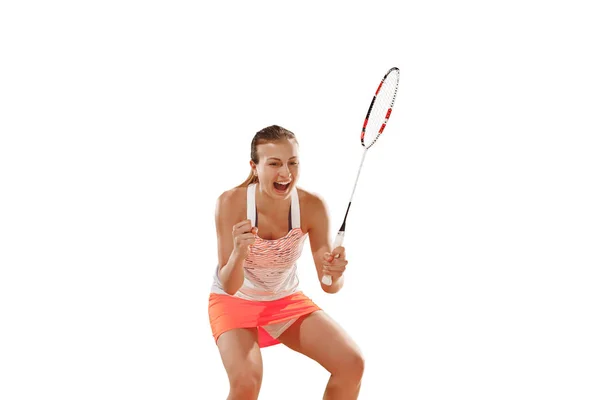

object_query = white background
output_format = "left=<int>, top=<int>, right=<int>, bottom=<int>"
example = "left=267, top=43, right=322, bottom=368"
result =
left=1, top=1, right=599, bottom=399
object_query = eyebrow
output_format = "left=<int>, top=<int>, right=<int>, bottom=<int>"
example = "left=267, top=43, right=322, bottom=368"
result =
left=266, top=157, right=298, bottom=161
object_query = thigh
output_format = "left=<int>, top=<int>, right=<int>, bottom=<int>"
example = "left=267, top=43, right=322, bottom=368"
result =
left=217, top=328, right=263, bottom=380
left=277, top=310, right=363, bottom=374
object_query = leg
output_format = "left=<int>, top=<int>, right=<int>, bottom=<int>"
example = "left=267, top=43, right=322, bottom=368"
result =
left=217, top=328, right=263, bottom=400
left=277, top=311, right=364, bottom=400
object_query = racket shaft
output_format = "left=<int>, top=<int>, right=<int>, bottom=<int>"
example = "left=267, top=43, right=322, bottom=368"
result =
left=321, top=231, right=345, bottom=286
left=321, top=150, right=366, bottom=286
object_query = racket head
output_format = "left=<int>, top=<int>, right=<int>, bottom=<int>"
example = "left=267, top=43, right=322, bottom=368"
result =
left=361, top=67, right=400, bottom=148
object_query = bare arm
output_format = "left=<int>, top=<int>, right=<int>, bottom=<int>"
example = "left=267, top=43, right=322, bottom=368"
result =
left=215, top=191, right=256, bottom=295
left=307, top=193, right=345, bottom=294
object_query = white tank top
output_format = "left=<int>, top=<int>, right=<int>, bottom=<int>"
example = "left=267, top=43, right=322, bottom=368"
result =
left=211, top=183, right=308, bottom=301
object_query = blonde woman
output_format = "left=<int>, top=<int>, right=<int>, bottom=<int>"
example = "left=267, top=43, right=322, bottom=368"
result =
left=208, top=125, right=364, bottom=400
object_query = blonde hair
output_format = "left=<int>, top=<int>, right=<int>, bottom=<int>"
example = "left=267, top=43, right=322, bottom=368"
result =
left=237, top=125, right=298, bottom=187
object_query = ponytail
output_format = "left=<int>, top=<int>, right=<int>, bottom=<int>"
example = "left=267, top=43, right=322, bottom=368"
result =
left=237, top=171, right=258, bottom=188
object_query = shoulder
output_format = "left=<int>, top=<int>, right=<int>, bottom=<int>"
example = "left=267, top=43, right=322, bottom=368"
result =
left=298, top=187, right=327, bottom=211
left=297, top=187, right=329, bottom=229
left=215, top=186, right=247, bottom=218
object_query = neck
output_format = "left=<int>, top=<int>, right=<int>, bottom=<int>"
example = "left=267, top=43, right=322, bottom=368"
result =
left=255, top=183, right=291, bottom=214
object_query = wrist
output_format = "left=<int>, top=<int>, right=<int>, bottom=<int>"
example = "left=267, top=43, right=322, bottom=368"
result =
left=230, top=248, right=248, bottom=264
left=322, top=275, right=344, bottom=293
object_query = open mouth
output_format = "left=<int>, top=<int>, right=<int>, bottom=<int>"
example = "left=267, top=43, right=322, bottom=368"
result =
left=273, top=181, right=291, bottom=192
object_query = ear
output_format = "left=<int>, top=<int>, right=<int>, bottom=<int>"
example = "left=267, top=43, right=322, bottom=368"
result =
left=249, top=160, right=257, bottom=176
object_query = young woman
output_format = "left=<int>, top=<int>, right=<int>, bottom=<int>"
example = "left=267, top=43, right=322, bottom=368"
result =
left=208, top=125, right=364, bottom=400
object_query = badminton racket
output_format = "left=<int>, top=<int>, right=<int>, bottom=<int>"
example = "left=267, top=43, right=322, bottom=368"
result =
left=322, top=67, right=400, bottom=286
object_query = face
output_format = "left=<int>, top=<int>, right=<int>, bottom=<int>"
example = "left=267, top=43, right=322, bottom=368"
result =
left=250, top=139, right=300, bottom=198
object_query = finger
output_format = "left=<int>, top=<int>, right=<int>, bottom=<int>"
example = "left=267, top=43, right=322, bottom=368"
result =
left=331, top=257, right=348, bottom=266
left=325, top=265, right=346, bottom=273
left=233, top=220, right=253, bottom=234
left=323, top=252, right=336, bottom=263
left=331, top=246, right=345, bottom=259
left=324, top=252, right=339, bottom=261
left=323, top=259, right=346, bottom=269
left=327, top=258, right=347, bottom=268
left=234, top=219, right=252, bottom=230
left=327, top=264, right=348, bottom=273
left=233, top=219, right=251, bottom=229
left=235, top=236, right=256, bottom=248
left=324, top=269, right=343, bottom=279
left=238, top=232, right=257, bottom=241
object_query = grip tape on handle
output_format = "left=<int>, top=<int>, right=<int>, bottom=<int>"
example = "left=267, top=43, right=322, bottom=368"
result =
left=321, top=231, right=345, bottom=286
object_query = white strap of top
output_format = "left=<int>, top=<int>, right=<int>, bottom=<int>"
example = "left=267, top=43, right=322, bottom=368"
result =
left=247, top=183, right=257, bottom=224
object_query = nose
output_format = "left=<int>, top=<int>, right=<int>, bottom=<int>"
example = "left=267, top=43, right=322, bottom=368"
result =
left=279, top=165, right=292, bottom=178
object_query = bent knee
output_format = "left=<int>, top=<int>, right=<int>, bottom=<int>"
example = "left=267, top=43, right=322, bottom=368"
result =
left=229, top=369, right=262, bottom=398
left=334, top=350, right=365, bottom=380
left=348, top=352, right=366, bottom=379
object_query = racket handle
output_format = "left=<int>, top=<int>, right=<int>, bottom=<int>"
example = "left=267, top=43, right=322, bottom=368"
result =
left=321, top=231, right=345, bottom=286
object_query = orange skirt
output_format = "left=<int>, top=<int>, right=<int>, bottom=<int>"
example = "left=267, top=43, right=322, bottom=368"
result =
left=208, top=291, right=321, bottom=348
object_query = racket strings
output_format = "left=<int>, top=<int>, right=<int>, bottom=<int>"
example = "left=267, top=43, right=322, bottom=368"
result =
left=363, top=69, right=399, bottom=147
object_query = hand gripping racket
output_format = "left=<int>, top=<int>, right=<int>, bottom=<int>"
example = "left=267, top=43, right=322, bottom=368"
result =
left=322, top=67, right=400, bottom=286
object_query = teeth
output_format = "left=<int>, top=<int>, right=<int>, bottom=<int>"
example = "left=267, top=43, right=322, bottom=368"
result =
left=275, top=181, right=291, bottom=184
